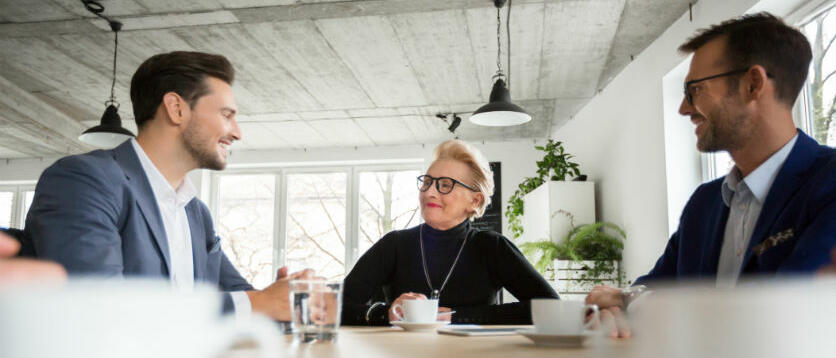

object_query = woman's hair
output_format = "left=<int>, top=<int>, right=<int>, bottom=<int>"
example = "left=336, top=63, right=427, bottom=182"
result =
left=431, top=140, right=494, bottom=219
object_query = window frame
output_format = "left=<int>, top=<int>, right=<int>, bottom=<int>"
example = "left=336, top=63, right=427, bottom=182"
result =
left=208, top=162, right=424, bottom=280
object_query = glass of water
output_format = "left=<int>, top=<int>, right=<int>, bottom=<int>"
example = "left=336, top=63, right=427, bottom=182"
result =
left=289, top=280, right=343, bottom=343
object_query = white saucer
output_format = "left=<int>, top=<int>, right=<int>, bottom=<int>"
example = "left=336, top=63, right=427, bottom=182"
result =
left=391, top=320, right=450, bottom=331
left=516, top=329, right=597, bottom=348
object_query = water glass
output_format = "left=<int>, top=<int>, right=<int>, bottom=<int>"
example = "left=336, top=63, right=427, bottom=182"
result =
left=289, top=280, right=343, bottom=343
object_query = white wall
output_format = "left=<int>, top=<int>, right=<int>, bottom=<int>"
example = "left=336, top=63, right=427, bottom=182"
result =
left=550, top=0, right=821, bottom=281
left=0, top=139, right=543, bottom=236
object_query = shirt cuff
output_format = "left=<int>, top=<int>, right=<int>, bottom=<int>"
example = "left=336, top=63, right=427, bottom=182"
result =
left=230, top=291, right=253, bottom=320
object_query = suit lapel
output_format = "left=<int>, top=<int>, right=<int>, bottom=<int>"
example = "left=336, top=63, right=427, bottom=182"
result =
left=186, top=202, right=207, bottom=281
left=701, top=196, right=729, bottom=276
left=741, top=131, right=819, bottom=269
left=111, top=140, right=171, bottom=274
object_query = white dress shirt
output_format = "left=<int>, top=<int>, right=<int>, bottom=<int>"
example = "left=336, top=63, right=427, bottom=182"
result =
left=130, top=139, right=251, bottom=316
left=716, top=134, right=798, bottom=288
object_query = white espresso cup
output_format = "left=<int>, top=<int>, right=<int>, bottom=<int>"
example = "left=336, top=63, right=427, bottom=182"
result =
left=531, top=299, right=599, bottom=335
left=0, top=279, right=281, bottom=358
left=392, top=299, right=439, bottom=323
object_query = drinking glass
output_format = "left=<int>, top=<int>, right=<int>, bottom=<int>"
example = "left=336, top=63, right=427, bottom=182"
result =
left=289, top=280, right=343, bottom=343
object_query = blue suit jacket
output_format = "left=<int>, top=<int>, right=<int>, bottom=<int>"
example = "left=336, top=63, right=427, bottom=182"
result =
left=636, top=130, right=836, bottom=285
left=25, top=141, right=252, bottom=310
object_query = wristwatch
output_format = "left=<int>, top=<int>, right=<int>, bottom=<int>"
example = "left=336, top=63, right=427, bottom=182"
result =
left=620, top=285, right=648, bottom=308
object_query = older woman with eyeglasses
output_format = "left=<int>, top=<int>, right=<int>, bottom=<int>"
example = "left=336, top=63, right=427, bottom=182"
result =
left=342, top=140, right=558, bottom=326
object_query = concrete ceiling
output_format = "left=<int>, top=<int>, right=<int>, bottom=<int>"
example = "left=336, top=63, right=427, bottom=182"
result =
left=0, top=0, right=691, bottom=158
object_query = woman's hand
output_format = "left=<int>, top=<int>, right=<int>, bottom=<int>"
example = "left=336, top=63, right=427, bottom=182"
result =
left=388, top=292, right=427, bottom=322
left=437, top=306, right=453, bottom=322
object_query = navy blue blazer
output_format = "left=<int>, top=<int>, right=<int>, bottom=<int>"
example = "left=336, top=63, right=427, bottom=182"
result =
left=636, top=130, right=836, bottom=285
left=25, top=140, right=252, bottom=310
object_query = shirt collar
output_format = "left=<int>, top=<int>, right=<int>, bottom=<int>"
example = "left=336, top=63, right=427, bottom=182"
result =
left=721, top=133, right=798, bottom=206
left=130, top=138, right=196, bottom=208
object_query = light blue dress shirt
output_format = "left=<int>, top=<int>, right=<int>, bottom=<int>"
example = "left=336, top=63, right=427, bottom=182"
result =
left=716, top=134, right=798, bottom=288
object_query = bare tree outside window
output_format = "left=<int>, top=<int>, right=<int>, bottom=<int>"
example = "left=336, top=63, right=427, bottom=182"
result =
left=286, top=172, right=347, bottom=280
left=358, top=171, right=422, bottom=254
left=216, top=175, right=275, bottom=289
left=803, top=8, right=836, bottom=146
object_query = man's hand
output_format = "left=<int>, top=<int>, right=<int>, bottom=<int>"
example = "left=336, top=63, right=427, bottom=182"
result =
left=246, top=266, right=314, bottom=321
left=0, top=232, right=66, bottom=283
left=585, top=285, right=624, bottom=309
left=388, top=292, right=427, bottom=322
left=818, top=248, right=836, bottom=274
left=438, top=306, right=453, bottom=322
left=585, top=285, right=631, bottom=339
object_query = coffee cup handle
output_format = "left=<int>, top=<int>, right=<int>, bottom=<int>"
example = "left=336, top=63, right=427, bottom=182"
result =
left=391, top=303, right=404, bottom=321
left=583, top=304, right=599, bottom=331
left=216, top=315, right=281, bottom=358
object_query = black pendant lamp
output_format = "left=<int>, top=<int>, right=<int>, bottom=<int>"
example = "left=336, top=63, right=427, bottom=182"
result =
left=470, top=0, right=531, bottom=127
left=79, top=1, right=135, bottom=148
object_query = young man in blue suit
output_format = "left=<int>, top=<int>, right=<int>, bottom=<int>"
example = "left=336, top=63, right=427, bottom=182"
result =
left=25, top=51, right=310, bottom=320
left=587, top=13, right=836, bottom=337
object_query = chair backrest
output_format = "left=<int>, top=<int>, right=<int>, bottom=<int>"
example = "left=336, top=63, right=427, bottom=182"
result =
left=0, top=228, right=36, bottom=258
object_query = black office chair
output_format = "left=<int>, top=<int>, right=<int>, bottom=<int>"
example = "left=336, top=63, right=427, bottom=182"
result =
left=0, top=227, right=36, bottom=258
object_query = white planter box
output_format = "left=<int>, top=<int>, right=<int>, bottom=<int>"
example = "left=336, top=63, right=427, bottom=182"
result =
left=519, top=181, right=595, bottom=244
left=554, top=260, right=620, bottom=295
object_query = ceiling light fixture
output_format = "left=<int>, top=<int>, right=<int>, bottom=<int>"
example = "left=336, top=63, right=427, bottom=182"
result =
left=469, top=0, right=531, bottom=127
left=436, top=112, right=463, bottom=135
left=78, top=0, right=135, bottom=148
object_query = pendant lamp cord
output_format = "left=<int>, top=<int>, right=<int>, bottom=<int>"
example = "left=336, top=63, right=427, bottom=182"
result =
left=494, top=0, right=513, bottom=90
left=80, top=0, right=121, bottom=106
left=507, top=0, right=511, bottom=90
left=109, top=29, right=118, bottom=105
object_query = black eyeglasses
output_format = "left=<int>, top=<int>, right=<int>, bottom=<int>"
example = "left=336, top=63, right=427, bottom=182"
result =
left=683, top=68, right=749, bottom=105
left=417, top=175, right=478, bottom=194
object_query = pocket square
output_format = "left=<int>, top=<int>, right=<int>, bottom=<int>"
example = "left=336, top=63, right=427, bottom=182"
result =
left=752, top=228, right=795, bottom=256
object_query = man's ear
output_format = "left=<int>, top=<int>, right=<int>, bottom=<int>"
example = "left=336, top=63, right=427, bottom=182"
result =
left=162, top=92, right=187, bottom=125
left=745, top=65, right=768, bottom=100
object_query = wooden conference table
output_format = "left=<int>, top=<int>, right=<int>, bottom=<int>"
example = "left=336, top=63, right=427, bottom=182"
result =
left=225, top=326, right=629, bottom=358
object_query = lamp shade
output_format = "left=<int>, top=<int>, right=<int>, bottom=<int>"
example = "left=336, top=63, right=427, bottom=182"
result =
left=469, top=78, right=531, bottom=126
left=79, top=104, right=135, bottom=148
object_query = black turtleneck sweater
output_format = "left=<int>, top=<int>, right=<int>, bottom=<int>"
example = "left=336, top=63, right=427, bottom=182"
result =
left=342, top=220, right=558, bottom=326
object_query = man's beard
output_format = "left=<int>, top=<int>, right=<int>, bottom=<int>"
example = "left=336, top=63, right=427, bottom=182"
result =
left=696, top=96, right=750, bottom=153
left=181, top=120, right=226, bottom=170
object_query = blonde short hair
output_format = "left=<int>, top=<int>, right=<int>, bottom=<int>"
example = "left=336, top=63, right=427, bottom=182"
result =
left=431, top=140, right=494, bottom=219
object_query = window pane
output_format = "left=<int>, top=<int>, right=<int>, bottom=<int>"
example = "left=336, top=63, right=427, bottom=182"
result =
left=358, top=171, right=421, bottom=254
left=0, top=192, right=13, bottom=228
left=286, top=172, right=347, bottom=280
left=802, top=9, right=836, bottom=146
left=22, top=191, right=35, bottom=224
left=216, top=175, right=275, bottom=289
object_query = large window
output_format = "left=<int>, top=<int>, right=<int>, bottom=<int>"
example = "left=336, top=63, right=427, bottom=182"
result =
left=0, top=185, right=35, bottom=229
left=210, top=164, right=422, bottom=285
left=801, top=4, right=836, bottom=147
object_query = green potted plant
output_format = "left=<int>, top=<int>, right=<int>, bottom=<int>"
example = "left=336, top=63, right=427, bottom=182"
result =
left=506, top=140, right=581, bottom=239
left=520, top=211, right=627, bottom=293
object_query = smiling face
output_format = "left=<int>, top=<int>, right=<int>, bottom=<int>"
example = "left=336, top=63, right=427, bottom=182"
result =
left=180, top=76, right=241, bottom=170
left=419, top=159, right=483, bottom=231
left=679, top=37, right=752, bottom=153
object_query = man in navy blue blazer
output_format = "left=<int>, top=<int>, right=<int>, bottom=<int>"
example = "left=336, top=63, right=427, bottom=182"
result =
left=25, top=51, right=310, bottom=320
left=586, top=13, right=836, bottom=337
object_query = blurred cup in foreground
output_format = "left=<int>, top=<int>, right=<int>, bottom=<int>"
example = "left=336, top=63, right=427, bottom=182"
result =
left=0, top=279, right=281, bottom=358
